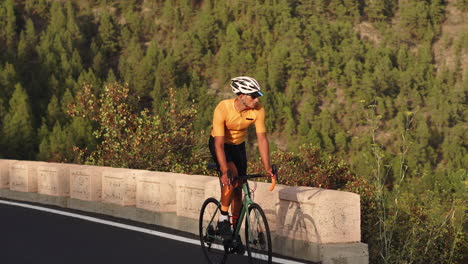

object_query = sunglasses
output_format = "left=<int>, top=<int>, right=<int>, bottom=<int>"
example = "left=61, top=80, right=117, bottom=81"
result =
left=248, top=91, right=263, bottom=99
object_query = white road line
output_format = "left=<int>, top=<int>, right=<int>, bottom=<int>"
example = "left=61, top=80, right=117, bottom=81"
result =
left=0, top=199, right=305, bottom=264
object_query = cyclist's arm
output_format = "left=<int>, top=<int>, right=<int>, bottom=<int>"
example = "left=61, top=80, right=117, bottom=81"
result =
left=254, top=106, right=273, bottom=177
left=257, top=132, right=273, bottom=177
left=214, top=136, right=229, bottom=175
left=212, top=103, right=230, bottom=185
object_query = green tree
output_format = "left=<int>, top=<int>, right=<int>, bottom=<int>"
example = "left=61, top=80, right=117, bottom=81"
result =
left=17, top=19, right=37, bottom=64
left=0, top=63, right=18, bottom=103
left=97, top=10, right=120, bottom=56
left=268, top=42, right=289, bottom=92
left=45, top=95, right=64, bottom=127
left=0, top=0, right=17, bottom=57
left=154, top=54, right=178, bottom=93
left=24, top=0, right=49, bottom=17
left=0, top=97, right=5, bottom=137
left=65, top=0, right=83, bottom=47
left=217, top=22, right=242, bottom=79
left=365, top=0, right=395, bottom=21
left=118, top=37, right=149, bottom=97
left=1, top=83, right=35, bottom=159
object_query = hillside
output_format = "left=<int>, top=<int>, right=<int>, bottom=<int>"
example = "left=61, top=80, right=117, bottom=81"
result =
left=0, top=1, right=466, bottom=263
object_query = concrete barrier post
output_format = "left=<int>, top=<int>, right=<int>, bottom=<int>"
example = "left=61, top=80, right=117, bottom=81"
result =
left=9, top=161, right=45, bottom=192
left=70, top=165, right=104, bottom=201
left=102, top=168, right=141, bottom=206
left=136, top=171, right=177, bottom=213
left=276, top=186, right=366, bottom=263
left=37, top=163, right=73, bottom=196
left=0, top=159, right=15, bottom=188
left=176, top=175, right=216, bottom=219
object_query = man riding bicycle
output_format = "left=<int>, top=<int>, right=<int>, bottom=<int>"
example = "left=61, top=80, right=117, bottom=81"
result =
left=208, top=76, right=274, bottom=239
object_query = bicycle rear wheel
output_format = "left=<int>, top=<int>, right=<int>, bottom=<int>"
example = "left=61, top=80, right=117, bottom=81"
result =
left=199, top=197, right=228, bottom=264
left=245, top=203, right=272, bottom=263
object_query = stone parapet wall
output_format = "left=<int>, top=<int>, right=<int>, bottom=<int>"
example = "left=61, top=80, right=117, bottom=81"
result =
left=0, top=159, right=368, bottom=263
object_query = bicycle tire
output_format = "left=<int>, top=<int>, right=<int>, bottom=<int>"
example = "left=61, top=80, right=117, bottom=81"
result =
left=245, top=203, right=272, bottom=264
left=199, top=197, right=228, bottom=264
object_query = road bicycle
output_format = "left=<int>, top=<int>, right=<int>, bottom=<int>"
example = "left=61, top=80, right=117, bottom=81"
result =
left=199, top=163, right=278, bottom=264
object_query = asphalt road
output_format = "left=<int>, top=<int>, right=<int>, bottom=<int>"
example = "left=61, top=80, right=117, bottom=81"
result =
left=0, top=200, right=297, bottom=264
left=0, top=201, right=256, bottom=264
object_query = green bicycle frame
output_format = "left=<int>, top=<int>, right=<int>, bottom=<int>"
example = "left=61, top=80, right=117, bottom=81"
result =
left=233, top=180, right=256, bottom=236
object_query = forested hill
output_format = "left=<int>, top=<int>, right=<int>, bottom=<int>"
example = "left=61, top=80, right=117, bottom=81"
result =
left=0, top=1, right=466, bottom=263
left=0, top=0, right=465, bottom=178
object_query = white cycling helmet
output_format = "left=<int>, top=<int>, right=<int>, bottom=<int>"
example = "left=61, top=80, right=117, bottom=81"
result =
left=230, top=76, right=264, bottom=97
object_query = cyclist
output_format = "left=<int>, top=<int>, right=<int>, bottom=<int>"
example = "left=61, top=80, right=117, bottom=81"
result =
left=208, top=76, right=274, bottom=239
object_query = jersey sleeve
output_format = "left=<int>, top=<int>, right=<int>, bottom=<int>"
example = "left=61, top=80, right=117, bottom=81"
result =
left=254, top=106, right=267, bottom=133
left=212, top=102, right=226, bottom=137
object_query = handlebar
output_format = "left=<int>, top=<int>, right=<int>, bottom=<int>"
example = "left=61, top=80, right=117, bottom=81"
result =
left=206, top=163, right=279, bottom=191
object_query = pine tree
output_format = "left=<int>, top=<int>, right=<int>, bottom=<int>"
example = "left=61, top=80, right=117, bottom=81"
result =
left=0, top=0, right=17, bottom=57
left=92, top=50, right=106, bottom=79
left=67, top=116, right=96, bottom=154
left=268, top=42, right=288, bottom=92
left=118, top=37, right=145, bottom=95
left=47, top=121, right=69, bottom=162
left=65, top=1, right=83, bottom=46
left=1, top=83, right=35, bottom=159
left=155, top=54, right=178, bottom=92
left=283, top=106, right=297, bottom=143
left=0, top=97, right=5, bottom=130
left=98, top=10, right=119, bottom=56
left=24, top=0, right=49, bottom=17
left=217, top=22, right=242, bottom=78
left=0, top=62, right=18, bottom=102
left=306, top=128, right=322, bottom=148
left=46, top=95, right=63, bottom=127
left=70, top=49, right=84, bottom=79
left=17, top=19, right=37, bottom=64
left=106, top=69, right=117, bottom=83
left=365, top=0, right=394, bottom=21
left=61, top=88, right=74, bottom=115
left=76, top=69, right=100, bottom=94
left=134, top=40, right=162, bottom=98
left=37, top=122, right=51, bottom=161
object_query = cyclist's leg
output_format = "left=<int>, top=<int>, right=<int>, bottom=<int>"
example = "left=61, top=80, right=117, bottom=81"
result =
left=209, top=136, right=237, bottom=237
left=230, top=185, right=242, bottom=227
left=220, top=162, right=238, bottom=212
left=229, top=141, right=247, bottom=228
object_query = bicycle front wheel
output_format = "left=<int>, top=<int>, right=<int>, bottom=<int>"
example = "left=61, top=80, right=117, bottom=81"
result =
left=245, top=203, right=272, bottom=263
left=199, top=197, right=228, bottom=264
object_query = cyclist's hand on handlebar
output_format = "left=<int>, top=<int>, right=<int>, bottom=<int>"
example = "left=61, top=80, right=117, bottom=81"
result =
left=268, top=165, right=278, bottom=191
left=266, top=168, right=274, bottom=179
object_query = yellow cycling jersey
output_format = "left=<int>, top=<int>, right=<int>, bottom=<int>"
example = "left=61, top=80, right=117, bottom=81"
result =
left=211, top=98, right=266, bottom=145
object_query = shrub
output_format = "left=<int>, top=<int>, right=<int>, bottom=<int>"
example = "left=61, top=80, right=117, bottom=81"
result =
left=249, top=143, right=356, bottom=190
left=68, top=82, right=205, bottom=173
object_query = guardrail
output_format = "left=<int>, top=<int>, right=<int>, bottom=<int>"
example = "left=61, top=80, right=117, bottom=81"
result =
left=0, top=159, right=368, bottom=263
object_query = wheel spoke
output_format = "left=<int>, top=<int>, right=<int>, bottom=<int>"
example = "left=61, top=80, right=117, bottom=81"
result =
left=245, top=203, right=272, bottom=263
left=199, top=198, right=228, bottom=264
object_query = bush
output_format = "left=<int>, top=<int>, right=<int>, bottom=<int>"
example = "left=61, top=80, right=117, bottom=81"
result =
left=68, top=82, right=206, bottom=173
left=344, top=177, right=380, bottom=259
left=249, top=143, right=356, bottom=189
left=346, top=168, right=466, bottom=264
left=248, top=141, right=466, bottom=264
